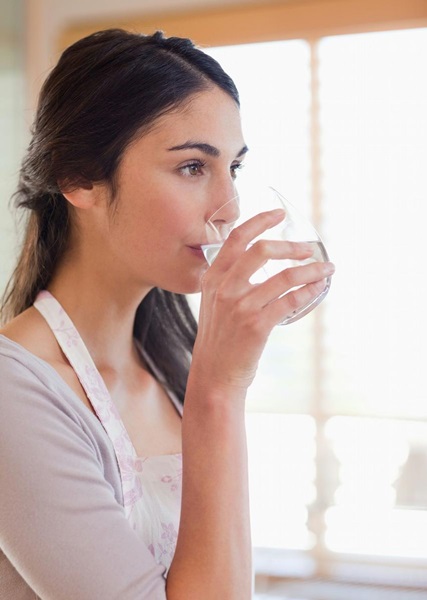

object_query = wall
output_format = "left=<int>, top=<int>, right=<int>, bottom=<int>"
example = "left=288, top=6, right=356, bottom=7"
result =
left=25, top=0, right=275, bottom=111
left=0, top=0, right=26, bottom=298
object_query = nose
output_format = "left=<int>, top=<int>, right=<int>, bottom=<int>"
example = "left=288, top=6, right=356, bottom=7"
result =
left=206, top=178, right=240, bottom=223
left=205, top=194, right=240, bottom=244
left=211, top=195, right=240, bottom=223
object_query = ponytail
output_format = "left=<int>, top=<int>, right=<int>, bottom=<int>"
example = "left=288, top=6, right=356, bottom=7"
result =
left=1, top=193, right=69, bottom=324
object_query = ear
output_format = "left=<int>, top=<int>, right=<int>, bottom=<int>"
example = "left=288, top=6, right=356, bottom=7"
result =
left=61, top=188, right=95, bottom=210
left=59, top=180, right=105, bottom=210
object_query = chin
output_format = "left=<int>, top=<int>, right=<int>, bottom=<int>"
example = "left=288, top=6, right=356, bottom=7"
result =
left=162, top=271, right=205, bottom=296
left=173, top=282, right=203, bottom=295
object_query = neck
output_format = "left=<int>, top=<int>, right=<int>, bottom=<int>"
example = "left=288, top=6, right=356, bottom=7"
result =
left=47, top=257, right=153, bottom=372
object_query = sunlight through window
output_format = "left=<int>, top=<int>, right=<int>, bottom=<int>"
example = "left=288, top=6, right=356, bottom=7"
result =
left=206, top=27, right=427, bottom=570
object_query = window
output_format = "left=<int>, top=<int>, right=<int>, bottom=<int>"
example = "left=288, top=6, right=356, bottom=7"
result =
left=203, top=26, right=427, bottom=592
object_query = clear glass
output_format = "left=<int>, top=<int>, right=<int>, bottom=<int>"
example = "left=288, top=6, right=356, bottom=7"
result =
left=202, top=185, right=331, bottom=325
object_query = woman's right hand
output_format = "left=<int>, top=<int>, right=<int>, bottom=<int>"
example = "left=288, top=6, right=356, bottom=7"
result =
left=190, top=208, right=335, bottom=399
left=174, top=208, right=336, bottom=600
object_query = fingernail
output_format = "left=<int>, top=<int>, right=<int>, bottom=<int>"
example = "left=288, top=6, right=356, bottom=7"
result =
left=324, top=262, right=335, bottom=274
left=271, top=208, right=286, bottom=217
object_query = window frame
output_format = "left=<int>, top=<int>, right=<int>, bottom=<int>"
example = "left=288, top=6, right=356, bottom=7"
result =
left=60, top=0, right=427, bottom=50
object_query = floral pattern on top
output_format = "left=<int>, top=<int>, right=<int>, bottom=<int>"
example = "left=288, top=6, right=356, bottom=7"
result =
left=34, top=290, right=182, bottom=571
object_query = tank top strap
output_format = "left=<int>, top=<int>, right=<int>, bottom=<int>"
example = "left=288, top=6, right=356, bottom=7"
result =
left=33, top=290, right=143, bottom=517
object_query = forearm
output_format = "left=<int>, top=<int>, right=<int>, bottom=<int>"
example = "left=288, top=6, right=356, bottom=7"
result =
left=165, top=211, right=329, bottom=597
left=166, top=376, right=252, bottom=599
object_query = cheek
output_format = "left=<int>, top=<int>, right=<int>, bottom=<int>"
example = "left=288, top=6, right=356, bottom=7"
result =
left=114, top=203, right=182, bottom=257
left=111, top=177, right=200, bottom=252
left=145, top=188, right=198, bottom=240
left=153, top=211, right=191, bottom=252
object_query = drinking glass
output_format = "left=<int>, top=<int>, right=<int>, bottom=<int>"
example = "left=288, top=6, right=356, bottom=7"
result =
left=201, top=186, right=331, bottom=325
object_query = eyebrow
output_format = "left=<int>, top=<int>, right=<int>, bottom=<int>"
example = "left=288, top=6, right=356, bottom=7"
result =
left=168, top=141, right=249, bottom=158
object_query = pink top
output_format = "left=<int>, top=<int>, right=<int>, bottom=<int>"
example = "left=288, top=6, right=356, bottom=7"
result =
left=33, top=290, right=182, bottom=572
left=0, top=333, right=168, bottom=599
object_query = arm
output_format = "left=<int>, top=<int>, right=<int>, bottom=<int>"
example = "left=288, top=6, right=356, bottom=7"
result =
left=166, top=210, right=332, bottom=598
left=168, top=378, right=252, bottom=599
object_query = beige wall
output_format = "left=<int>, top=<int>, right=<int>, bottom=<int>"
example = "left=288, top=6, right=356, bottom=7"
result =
left=25, top=0, right=273, bottom=112
left=0, top=0, right=26, bottom=297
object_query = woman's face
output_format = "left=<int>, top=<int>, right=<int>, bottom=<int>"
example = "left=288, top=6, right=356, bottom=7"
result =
left=101, top=86, right=247, bottom=295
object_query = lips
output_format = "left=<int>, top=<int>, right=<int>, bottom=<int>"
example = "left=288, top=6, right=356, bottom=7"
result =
left=188, top=242, right=210, bottom=252
left=187, top=244, right=207, bottom=260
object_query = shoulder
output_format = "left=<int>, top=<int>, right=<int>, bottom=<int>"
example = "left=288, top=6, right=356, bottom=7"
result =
left=0, top=332, right=123, bottom=501
left=0, top=332, right=57, bottom=397
left=0, top=305, right=64, bottom=365
left=0, top=331, right=68, bottom=406
left=0, top=333, right=110, bottom=462
left=0, top=307, right=83, bottom=421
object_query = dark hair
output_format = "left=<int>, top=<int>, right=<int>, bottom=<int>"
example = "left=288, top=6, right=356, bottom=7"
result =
left=1, top=28, right=240, bottom=402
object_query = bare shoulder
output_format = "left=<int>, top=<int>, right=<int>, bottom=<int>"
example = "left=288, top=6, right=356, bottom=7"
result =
left=0, top=307, right=63, bottom=364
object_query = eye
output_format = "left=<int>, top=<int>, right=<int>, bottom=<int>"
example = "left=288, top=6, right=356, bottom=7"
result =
left=179, top=160, right=206, bottom=177
left=230, top=162, right=244, bottom=179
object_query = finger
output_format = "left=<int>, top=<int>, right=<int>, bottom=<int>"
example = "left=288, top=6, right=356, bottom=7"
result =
left=264, top=277, right=331, bottom=327
left=229, top=239, right=315, bottom=285
left=248, top=260, right=335, bottom=306
left=211, top=208, right=286, bottom=270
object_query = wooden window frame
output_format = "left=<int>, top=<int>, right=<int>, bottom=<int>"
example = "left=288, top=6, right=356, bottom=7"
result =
left=60, top=0, right=427, bottom=51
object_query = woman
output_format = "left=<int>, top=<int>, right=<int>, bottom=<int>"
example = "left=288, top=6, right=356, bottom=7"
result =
left=0, top=29, right=334, bottom=599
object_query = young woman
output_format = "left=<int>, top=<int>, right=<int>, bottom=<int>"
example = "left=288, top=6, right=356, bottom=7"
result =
left=0, top=29, right=334, bottom=599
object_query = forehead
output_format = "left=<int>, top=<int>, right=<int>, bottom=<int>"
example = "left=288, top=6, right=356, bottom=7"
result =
left=136, top=87, right=244, bottom=152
